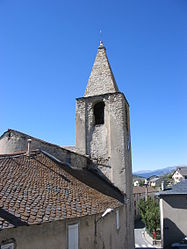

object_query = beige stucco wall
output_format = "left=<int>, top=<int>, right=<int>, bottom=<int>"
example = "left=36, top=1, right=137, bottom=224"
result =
left=160, top=195, right=187, bottom=248
left=0, top=206, right=128, bottom=249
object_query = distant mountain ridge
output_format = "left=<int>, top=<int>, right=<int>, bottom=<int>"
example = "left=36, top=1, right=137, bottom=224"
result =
left=133, top=166, right=179, bottom=178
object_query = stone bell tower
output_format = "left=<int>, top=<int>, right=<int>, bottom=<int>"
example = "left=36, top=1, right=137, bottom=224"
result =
left=75, top=41, right=132, bottom=197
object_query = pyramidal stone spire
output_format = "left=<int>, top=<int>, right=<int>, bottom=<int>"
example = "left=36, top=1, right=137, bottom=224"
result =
left=84, top=41, right=119, bottom=97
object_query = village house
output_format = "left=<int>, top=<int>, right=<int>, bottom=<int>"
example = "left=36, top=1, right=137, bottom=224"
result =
left=0, top=42, right=134, bottom=249
left=172, top=167, right=187, bottom=184
left=147, top=176, right=160, bottom=188
left=133, top=177, right=145, bottom=187
left=158, top=180, right=187, bottom=249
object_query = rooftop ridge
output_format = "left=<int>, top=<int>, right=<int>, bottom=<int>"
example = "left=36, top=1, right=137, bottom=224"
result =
left=1, top=129, right=88, bottom=158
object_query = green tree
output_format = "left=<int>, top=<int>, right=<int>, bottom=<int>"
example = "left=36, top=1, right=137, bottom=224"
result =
left=139, top=180, right=145, bottom=187
left=167, top=173, right=173, bottom=179
left=138, top=197, right=160, bottom=234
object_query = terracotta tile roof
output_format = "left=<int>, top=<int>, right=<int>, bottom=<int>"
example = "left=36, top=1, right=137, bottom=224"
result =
left=0, top=151, right=122, bottom=230
left=0, top=217, right=14, bottom=230
left=133, top=186, right=157, bottom=194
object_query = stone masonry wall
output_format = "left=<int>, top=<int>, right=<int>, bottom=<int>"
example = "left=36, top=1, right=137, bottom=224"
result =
left=84, top=45, right=119, bottom=97
left=76, top=92, right=134, bottom=248
left=0, top=130, right=88, bottom=169
left=76, top=92, right=132, bottom=193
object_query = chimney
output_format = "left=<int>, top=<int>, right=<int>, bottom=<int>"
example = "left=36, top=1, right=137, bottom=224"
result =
left=27, top=139, right=32, bottom=156
left=161, top=181, right=166, bottom=191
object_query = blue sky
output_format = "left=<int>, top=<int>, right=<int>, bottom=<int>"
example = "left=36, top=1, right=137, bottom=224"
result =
left=0, top=0, right=187, bottom=171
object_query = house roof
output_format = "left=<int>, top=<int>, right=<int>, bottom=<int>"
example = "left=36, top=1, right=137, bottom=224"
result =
left=175, top=167, right=187, bottom=177
left=158, top=180, right=187, bottom=196
left=0, top=151, right=122, bottom=230
left=147, top=175, right=159, bottom=181
left=133, top=186, right=157, bottom=194
left=149, top=177, right=160, bottom=183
